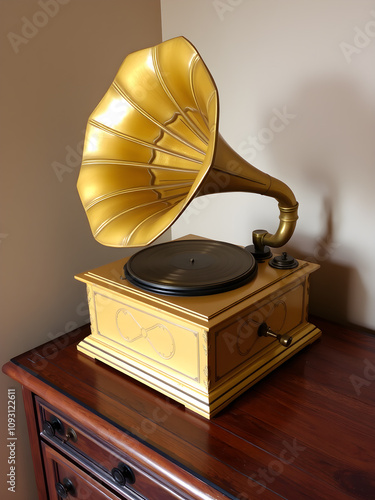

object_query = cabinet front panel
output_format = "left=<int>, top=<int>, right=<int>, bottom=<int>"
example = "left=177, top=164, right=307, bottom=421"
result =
left=214, top=281, right=306, bottom=381
left=42, top=442, right=129, bottom=499
left=36, top=397, right=188, bottom=500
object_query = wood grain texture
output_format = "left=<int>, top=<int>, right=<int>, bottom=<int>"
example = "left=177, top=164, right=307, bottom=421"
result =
left=21, top=388, right=48, bottom=500
left=3, top=317, right=375, bottom=499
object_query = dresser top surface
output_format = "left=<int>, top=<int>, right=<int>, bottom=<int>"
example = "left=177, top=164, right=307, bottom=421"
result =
left=4, top=317, right=375, bottom=500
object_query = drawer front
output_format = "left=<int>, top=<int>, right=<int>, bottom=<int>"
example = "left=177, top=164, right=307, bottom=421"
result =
left=36, top=397, right=186, bottom=500
left=42, top=442, right=131, bottom=499
left=214, top=280, right=306, bottom=381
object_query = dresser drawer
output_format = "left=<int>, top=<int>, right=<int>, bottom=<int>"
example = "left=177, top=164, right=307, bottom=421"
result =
left=36, top=397, right=186, bottom=500
left=42, top=442, right=132, bottom=499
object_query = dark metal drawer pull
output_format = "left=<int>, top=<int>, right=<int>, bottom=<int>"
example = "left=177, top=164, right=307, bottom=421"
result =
left=111, top=462, right=135, bottom=485
left=43, top=417, right=64, bottom=437
left=55, top=478, right=75, bottom=498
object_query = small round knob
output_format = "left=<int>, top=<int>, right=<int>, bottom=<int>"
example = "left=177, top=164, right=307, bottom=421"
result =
left=64, top=427, right=78, bottom=443
left=111, top=463, right=135, bottom=485
left=43, top=417, right=63, bottom=437
left=269, top=252, right=298, bottom=269
left=278, top=333, right=292, bottom=347
left=55, top=478, right=74, bottom=498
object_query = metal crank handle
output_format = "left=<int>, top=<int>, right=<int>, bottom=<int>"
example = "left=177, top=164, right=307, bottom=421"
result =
left=258, top=323, right=292, bottom=347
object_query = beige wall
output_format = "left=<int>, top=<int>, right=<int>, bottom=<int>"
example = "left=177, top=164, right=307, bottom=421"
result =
left=161, top=0, right=375, bottom=331
left=0, top=1, right=162, bottom=498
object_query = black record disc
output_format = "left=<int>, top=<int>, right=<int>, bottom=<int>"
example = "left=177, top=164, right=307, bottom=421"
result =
left=124, top=240, right=257, bottom=296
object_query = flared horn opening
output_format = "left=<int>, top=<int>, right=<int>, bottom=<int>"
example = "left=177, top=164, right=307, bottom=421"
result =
left=77, top=37, right=219, bottom=247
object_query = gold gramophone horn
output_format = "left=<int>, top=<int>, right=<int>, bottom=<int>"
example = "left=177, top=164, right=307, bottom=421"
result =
left=77, top=37, right=298, bottom=253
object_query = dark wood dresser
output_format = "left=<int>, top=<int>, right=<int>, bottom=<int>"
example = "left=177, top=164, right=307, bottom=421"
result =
left=2, top=317, right=375, bottom=499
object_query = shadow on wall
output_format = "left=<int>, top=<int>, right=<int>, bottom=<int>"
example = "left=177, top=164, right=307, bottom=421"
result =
left=267, top=77, right=375, bottom=326
left=284, top=204, right=359, bottom=326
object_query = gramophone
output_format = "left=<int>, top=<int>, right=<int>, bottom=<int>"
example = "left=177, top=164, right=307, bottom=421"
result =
left=75, top=37, right=321, bottom=418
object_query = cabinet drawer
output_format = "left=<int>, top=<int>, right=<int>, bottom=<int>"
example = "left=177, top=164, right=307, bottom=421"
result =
left=42, top=442, right=131, bottom=499
left=214, top=281, right=305, bottom=380
left=36, top=397, right=186, bottom=500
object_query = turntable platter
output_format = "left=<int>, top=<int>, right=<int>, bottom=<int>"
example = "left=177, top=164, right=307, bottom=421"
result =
left=124, top=240, right=257, bottom=296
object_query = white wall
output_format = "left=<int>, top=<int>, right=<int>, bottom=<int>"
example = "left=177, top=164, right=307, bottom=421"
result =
left=0, top=1, right=162, bottom=499
left=161, top=0, right=375, bottom=330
